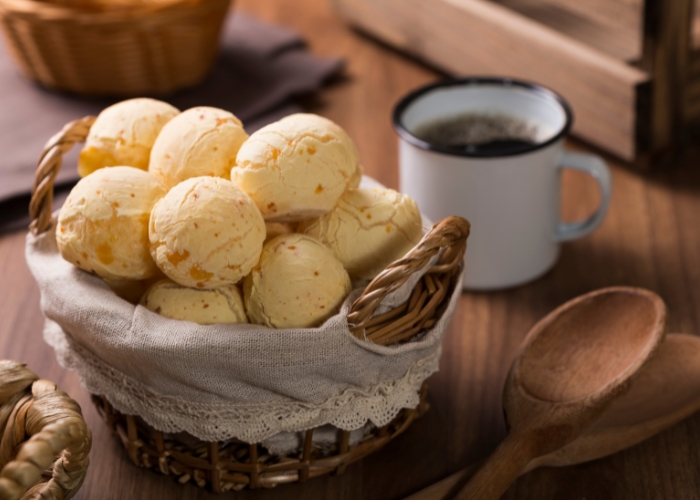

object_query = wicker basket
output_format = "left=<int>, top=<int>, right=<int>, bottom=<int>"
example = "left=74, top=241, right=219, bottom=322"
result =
left=0, top=0, right=232, bottom=96
left=91, top=387, right=429, bottom=492
left=27, top=117, right=470, bottom=492
left=0, top=360, right=91, bottom=500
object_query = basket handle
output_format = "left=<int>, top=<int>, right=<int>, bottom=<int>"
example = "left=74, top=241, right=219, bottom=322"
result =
left=0, top=364, right=91, bottom=500
left=347, top=216, right=470, bottom=342
left=29, top=116, right=96, bottom=236
left=0, top=418, right=91, bottom=500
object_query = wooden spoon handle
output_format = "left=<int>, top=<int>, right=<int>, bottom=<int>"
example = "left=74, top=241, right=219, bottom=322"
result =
left=454, top=433, right=534, bottom=500
left=404, top=462, right=483, bottom=500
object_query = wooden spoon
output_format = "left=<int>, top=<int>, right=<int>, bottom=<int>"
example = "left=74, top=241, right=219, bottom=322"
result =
left=405, top=333, right=700, bottom=500
left=454, top=287, right=666, bottom=500
left=526, top=332, right=700, bottom=469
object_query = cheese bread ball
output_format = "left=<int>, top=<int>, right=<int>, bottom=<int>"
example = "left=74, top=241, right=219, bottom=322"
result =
left=141, top=280, right=248, bottom=325
left=298, top=188, right=423, bottom=282
left=149, top=107, right=248, bottom=188
left=306, top=113, right=362, bottom=188
left=264, top=221, right=296, bottom=243
left=323, top=116, right=362, bottom=189
left=78, top=98, right=179, bottom=177
left=244, top=234, right=351, bottom=328
left=348, top=162, right=364, bottom=190
left=56, top=166, right=166, bottom=280
left=232, top=114, right=358, bottom=222
left=149, top=176, right=265, bottom=289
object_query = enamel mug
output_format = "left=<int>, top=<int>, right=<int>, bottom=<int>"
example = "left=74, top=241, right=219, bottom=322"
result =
left=393, top=78, right=612, bottom=290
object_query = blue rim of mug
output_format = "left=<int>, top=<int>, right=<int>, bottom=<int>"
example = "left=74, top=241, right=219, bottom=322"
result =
left=392, top=77, right=574, bottom=158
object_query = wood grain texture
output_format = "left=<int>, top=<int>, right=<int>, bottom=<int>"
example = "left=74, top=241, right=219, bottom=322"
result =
left=493, top=0, right=643, bottom=62
left=332, top=0, right=700, bottom=163
left=1, top=0, right=700, bottom=498
left=331, top=0, right=649, bottom=161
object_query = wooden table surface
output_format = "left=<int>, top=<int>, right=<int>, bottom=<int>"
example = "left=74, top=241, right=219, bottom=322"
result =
left=2, top=0, right=700, bottom=498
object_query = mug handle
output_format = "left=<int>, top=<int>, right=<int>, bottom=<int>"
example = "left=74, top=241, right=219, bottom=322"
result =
left=556, top=151, right=612, bottom=242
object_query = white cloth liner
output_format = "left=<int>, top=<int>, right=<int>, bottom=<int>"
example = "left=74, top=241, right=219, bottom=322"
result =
left=26, top=177, right=463, bottom=444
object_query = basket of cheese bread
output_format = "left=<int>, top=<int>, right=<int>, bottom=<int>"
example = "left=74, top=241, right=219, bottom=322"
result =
left=25, top=98, right=470, bottom=492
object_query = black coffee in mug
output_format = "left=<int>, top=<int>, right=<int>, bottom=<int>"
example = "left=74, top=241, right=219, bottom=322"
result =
left=413, top=112, right=539, bottom=155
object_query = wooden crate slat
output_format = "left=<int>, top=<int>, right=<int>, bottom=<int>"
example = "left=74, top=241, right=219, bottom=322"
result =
left=492, top=0, right=643, bottom=62
left=332, top=0, right=649, bottom=161
left=693, top=0, right=700, bottom=48
left=689, top=50, right=700, bottom=96
left=688, top=50, right=700, bottom=121
left=691, top=51, right=700, bottom=72
left=639, top=0, right=696, bottom=152
left=689, top=80, right=700, bottom=103
left=687, top=100, right=700, bottom=122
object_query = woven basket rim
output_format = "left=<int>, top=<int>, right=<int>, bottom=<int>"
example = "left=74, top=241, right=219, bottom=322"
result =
left=0, top=0, right=216, bottom=21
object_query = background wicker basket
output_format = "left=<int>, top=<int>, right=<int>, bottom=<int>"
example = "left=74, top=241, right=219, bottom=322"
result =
left=0, top=0, right=232, bottom=96
left=27, top=116, right=470, bottom=492
left=0, top=360, right=91, bottom=500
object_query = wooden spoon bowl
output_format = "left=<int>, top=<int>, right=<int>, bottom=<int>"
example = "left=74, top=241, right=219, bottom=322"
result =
left=517, top=289, right=666, bottom=403
left=527, top=332, right=700, bottom=469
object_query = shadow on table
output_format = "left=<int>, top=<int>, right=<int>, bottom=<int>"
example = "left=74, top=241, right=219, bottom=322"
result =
left=645, top=145, right=700, bottom=194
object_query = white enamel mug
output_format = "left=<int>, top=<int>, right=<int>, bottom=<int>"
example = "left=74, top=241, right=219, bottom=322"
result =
left=393, top=78, right=612, bottom=290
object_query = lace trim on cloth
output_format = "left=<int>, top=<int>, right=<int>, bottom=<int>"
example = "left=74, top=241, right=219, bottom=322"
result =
left=44, top=320, right=441, bottom=443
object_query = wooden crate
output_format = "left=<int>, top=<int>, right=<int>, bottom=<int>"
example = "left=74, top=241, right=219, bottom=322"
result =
left=331, top=0, right=700, bottom=165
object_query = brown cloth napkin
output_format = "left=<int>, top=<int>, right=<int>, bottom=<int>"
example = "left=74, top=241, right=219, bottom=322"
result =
left=0, top=13, right=344, bottom=233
